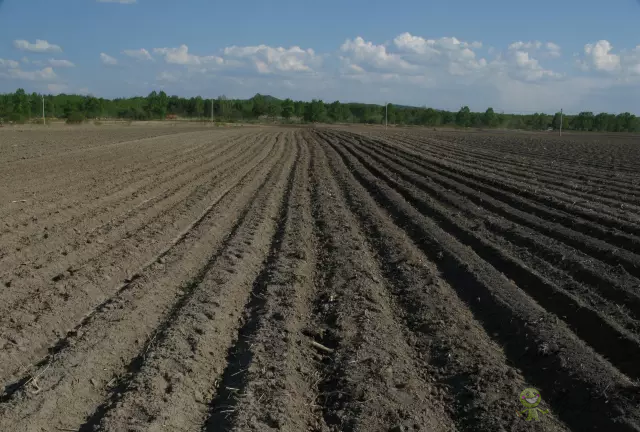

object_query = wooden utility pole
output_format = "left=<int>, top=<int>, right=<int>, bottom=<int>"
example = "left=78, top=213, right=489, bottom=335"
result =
left=385, top=102, right=388, bottom=130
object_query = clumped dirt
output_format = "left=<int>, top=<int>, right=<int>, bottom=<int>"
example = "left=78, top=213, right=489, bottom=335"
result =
left=1, top=125, right=639, bottom=431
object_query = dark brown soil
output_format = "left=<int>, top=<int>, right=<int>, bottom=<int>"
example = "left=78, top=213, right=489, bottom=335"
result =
left=1, top=125, right=639, bottom=431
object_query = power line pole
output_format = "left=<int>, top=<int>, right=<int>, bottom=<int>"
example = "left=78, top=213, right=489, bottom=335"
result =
left=385, top=102, right=388, bottom=130
left=42, top=95, right=45, bottom=125
left=559, top=108, right=563, bottom=137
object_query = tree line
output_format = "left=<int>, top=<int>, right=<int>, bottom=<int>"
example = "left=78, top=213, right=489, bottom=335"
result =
left=1, top=88, right=639, bottom=132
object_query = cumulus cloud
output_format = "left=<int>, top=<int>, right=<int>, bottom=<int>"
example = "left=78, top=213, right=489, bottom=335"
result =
left=579, top=40, right=640, bottom=79
left=391, top=33, right=487, bottom=76
left=509, top=50, right=561, bottom=81
left=583, top=40, right=620, bottom=72
left=123, top=48, right=153, bottom=61
left=508, top=41, right=542, bottom=51
left=0, top=58, right=20, bottom=68
left=48, top=59, right=75, bottom=68
left=1, top=66, right=57, bottom=81
left=100, top=53, right=118, bottom=65
left=223, top=44, right=319, bottom=73
left=340, top=36, right=414, bottom=72
left=546, top=42, right=562, bottom=57
left=17, top=32, right=640, bottom=114
left=13, top=39, right=62, bottom=53
left=154, top=45, right=224, bottom=66
left=508, top=40, right=562, bottom=58
left=395, top=33, right=481, bottom=55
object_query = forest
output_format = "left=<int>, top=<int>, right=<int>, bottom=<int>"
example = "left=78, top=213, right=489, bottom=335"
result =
left=1, top=88, right=639, bottom=132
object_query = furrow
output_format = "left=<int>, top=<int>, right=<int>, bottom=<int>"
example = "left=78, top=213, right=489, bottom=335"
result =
left=0, top=132, right=288, bottom=432
left=394, top=133, right=640, bottom=200
left=0, top=131, right=259, bottom=295
left=344, top=131, right=640, bottom=281
left=385, top=133, right=640, bottom=225
left=224, top=133, right=324, bottom=432
left=326, top=131, right=640, bottom=380
left=0, top=130, right=252, bottom=250
left=89, top=131, right=297, bottom=432
left=0, top=129, right=242, bottom=227
left=316, top=130, right=640, bottom=432
left=347, top=131, right=640, bottom=256
left=202, top=133, right=301, bottom=431
left=0, top=133, right=278, bottom=390
left=319, top=131, right=571, bottom=432
left=342, top=132, right=640, bottom=325
left=304, top=132, right=453, bottom=432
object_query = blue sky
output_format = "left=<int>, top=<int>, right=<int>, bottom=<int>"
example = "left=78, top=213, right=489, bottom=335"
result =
left=1, top=0, right=640, bottom=113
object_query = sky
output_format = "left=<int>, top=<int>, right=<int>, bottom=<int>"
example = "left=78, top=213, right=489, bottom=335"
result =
left=1, top=0, right=640, bottom=114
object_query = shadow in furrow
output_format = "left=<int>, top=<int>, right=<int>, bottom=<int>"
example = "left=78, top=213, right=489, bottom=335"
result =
left=202, top=144, right=298, bottom=432
left=306, top=144, right=353, bottom=432
left=317, top=131, right=640, bottom=432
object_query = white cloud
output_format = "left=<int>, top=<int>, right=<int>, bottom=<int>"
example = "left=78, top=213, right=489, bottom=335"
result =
left=392, top=33, right=487, bottom=77
left=1, top=67, right=57, bottom=81
left=48, top=59, right=75, bottom=68
left=583, top=40, right=620, bottom=72
left=546, top=42, right=562, bottom=58
left=0, top=58, right=20, bottom=69
left=14, top=39, right=62, bottom=53
left=508, top=41, right=542, bottom=51
left=10, top=32, right=639, bottom=114
left=21, top=57, right=29, bottom=64
left=154, top=45, right=224, bottom=66
left=394, top=33, right=482, bottom=56
left=100, top=53, right=118, bottom=65
left=508, top=40, right=562, bottom=58
left=223, top=44, right=319, bottom=73
left=123, top=48, right=153, bottom=61
left=578, top=41, right=640, bottom=79
left=510, top=50, right=561, bottom=80
left=341, top=36, right=414, bottom=72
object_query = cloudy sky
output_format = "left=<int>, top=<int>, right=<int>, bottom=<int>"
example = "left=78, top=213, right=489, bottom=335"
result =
left=1, top=0, right=640, bottom=114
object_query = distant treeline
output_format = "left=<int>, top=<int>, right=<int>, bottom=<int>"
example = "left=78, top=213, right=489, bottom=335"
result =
left=1, top=88, right=639, bottom=132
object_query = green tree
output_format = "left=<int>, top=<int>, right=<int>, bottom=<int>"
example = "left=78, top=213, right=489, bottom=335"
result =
left=456, top=106, right=471, bottom=127
left=267, top=102, right=281, bottom=119
left=327, top=101, right=342, bottom=122
left=84, top=96, right=102, bottom=118
left=281, top=98, right=294, bottom=119
left=12, top=88, right=29, bottom=117
left=304, top=99, right=326, bottom=122
left=574, top=112, right=595, bottom=131
left=483, top=107, right=498, bottom=127
left=294, top=101, right=305, bottom=118
left=252, top=94, right=267, bottom=118
left=194, top=97, right=204, bottom=118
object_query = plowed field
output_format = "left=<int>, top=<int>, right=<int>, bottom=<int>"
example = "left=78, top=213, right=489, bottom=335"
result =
left=1, top=125, right=639, bottom=432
